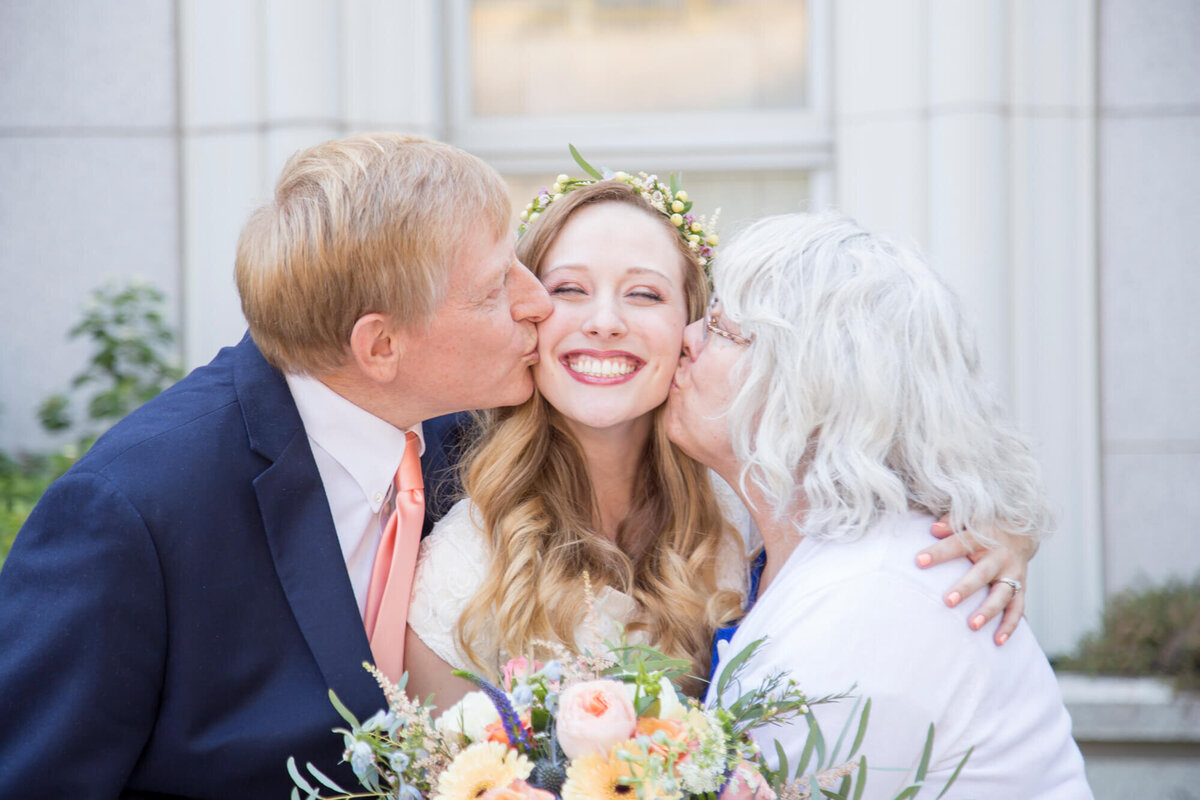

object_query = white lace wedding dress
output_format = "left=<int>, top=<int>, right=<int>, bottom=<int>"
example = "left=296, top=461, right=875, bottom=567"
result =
left=407, top=475, right=755, bottom=677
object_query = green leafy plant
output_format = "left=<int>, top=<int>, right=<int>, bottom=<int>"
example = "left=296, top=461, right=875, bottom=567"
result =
left=1, top=281, right=181, bottom=568
left=1058, top=576, right=1200, bottom=692
left=37, top=280, right=182, bottom=441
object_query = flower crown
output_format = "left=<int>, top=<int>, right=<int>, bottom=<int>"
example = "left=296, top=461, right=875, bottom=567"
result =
left=518, top=145, right=720, bottom=272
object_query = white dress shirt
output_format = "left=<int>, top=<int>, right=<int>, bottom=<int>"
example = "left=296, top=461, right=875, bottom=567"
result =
left=285, top=373, right=424, bottom=617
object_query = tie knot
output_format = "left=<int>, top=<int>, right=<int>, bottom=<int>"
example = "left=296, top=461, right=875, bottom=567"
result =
left=396, top=431, right=423, bottom=492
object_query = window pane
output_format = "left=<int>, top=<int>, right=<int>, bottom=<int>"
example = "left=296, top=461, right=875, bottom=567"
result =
left=502, top=169, right=811, bottom=244
left=471, top=0, right=809, bottom=116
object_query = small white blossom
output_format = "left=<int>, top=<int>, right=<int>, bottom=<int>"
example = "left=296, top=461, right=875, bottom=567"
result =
left=349, top=740, right=374, bottom=778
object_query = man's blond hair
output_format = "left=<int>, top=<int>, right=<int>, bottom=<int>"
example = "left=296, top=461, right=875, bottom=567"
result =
left=235, top=133, right=511, bottom=374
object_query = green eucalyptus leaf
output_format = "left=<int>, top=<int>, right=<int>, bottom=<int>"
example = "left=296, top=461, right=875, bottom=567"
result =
left=306, top=761, right=350, bottom=793
left=569, top=144, right=603, bottom=180
left=286, top=756, right=317, bottom=794
left=716, top=637, right=766, bottom=698
left=328, top=688, right=361, bottom=729
left=830, top=695, right=862, bottom=763
left=807, top=707, right=827, bottom=770
left=934, top=746, right=973, bottom=799
left=795, top=718, right=818, bottom=776
left=852, top=756, right=867, bottom=800
left=913, top=723, right=935, bottom=783
left=774, top=739, right=789, bottom=784
left=848, top=699, right=871, bottom=758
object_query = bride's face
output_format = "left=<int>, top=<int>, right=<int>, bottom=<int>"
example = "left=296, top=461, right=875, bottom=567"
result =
left=533, top=202, right=690, bottom=436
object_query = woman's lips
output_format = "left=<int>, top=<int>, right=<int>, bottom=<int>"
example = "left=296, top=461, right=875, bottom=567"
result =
left=561, top=350, right=644, bottom=384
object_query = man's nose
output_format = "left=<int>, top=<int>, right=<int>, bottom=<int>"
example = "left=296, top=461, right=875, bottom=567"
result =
left=511, top=263, right=551, bottom=323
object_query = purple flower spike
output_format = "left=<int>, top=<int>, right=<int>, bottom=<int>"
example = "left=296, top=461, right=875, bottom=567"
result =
left=451, top=670, right=532, bottom=752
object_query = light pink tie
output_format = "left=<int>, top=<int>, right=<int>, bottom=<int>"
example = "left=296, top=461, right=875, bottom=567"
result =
left=363, top=431, right=424, bottom=683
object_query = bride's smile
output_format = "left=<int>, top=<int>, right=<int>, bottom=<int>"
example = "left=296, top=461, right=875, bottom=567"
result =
left=562, top=350, right=643, bottom=382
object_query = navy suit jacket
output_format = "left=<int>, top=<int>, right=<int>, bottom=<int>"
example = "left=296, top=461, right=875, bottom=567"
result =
left=0, top=335, right=470, bottom=798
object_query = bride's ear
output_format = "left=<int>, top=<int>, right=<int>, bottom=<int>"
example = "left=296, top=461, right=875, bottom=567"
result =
left=347, top=313, right=404, bottom=384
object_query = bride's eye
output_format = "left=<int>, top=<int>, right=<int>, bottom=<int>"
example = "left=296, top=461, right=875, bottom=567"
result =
left=628, top=289, right=664, bottom=302
left=550, top=284, right=585, bottom=296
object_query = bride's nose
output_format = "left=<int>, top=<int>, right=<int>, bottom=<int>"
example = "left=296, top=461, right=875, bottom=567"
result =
left=584, top=297, right=628, bottom=338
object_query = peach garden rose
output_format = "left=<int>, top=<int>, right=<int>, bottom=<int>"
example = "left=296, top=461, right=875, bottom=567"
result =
left=554, top=679, right=637, bottom=760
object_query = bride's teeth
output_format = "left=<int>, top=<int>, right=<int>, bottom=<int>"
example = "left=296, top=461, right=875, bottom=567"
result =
left=570, top=355, right=636, bottom=377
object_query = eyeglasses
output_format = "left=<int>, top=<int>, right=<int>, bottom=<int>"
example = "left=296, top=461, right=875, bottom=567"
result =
left=703, top=296, right=754, bottom=347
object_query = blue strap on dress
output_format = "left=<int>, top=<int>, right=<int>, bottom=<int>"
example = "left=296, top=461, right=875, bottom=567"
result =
left=708, top=548, right=768, bottom=684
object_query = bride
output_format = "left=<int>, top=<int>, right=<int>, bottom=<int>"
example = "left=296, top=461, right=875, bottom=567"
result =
left=403, top=172, right=1037, bottom=704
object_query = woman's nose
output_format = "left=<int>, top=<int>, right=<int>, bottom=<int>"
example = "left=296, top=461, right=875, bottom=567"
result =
left=680, top=319, right=704, bottom=360
left=584, top=297, right=628, bottom=338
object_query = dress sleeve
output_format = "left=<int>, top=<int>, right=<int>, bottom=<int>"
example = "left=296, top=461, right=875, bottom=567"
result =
left=710, top=471, right=754, bottom=601
left=408, top=499, right=496, bottom=672
left=710, top=471, right=761, bottom=557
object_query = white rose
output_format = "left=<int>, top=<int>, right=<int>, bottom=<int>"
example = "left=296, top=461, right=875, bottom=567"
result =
left=656, top=677, right=686, bottom=720
left=434, top=690, right=501, bottom=742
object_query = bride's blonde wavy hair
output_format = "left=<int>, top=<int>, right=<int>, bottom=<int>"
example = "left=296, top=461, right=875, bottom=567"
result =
left=455, top=181, right=743, bottom=689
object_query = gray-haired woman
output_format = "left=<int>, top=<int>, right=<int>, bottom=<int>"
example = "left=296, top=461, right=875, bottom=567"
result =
left=667, top=212, right=1091, bottom=798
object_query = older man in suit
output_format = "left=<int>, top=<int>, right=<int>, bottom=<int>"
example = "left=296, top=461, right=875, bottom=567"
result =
left=0, top=133, right=550, bottom=798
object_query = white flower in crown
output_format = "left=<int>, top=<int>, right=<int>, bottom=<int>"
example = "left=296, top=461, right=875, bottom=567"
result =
left=518, top=146, right=720, bottom=283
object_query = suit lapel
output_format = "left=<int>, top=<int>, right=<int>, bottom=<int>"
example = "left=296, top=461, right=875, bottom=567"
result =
left=233, top=335, right=381, bottom=712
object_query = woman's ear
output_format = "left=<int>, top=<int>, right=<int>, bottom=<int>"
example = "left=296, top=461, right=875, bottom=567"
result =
left=347, top=312, right=404, bottom=384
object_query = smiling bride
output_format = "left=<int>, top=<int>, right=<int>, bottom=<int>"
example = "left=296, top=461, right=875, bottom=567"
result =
left=401, top=171, right=1038, bottom=707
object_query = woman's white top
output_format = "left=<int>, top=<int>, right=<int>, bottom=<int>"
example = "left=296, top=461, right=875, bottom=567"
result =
left=706, top=510, right=1092, bottom=800
left=408, top=475, right=753, bottom=677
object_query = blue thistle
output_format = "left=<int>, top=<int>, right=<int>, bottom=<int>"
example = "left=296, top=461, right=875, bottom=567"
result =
left=451, top=669, right=532, bottom=753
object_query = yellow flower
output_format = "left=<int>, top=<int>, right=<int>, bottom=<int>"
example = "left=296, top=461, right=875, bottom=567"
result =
left=707, top=233, right=719, bottom=246
left=689, top=234, right=701, bottom=244
left=433, top=741, right=533, bottom=800
left=670, top=213, right=684, bottom=227
left=561, top=750, right=651, bottom=800
left=671, top=200, right=685, bottom=213
left=675, top=190, right=689, bottom=202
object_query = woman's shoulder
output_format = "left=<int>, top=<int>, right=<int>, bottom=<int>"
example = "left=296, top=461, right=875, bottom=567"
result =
left=419, top=497, right=489, bottom=562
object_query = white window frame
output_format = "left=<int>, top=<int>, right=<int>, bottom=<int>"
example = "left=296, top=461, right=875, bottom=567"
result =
left=444, top=0, right=834, bottom=205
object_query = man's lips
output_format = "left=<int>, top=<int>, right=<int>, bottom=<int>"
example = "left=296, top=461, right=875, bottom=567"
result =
left=560, top=350, right=645, bottom=383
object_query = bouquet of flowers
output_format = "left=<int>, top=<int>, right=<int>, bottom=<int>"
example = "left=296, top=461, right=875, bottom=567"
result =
left=288, top=634, right=965, bottom=800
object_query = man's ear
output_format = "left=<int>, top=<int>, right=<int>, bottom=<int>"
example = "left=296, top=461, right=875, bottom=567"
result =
left=347, top=313, right=404, bottom=383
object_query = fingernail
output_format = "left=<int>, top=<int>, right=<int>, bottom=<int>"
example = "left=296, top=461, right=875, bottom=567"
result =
left=997, top=633, right=1009, bottom=646
left=916, top=553, right=932, bottom=567
left=933, top=522, right=950, bottom=532
left=970, top=615, right=985, bottom=630
left=946, top=591, right=961, bottom=607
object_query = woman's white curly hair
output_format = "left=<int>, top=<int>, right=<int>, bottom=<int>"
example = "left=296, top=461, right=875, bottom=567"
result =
left=715, top=211, right=1053, bottom=546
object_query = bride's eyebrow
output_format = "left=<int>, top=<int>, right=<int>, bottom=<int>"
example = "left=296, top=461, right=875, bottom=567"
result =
left=624, top=267, right=674, bottom=282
